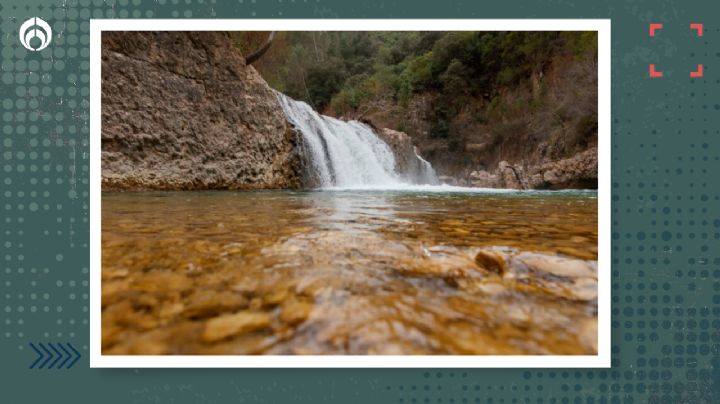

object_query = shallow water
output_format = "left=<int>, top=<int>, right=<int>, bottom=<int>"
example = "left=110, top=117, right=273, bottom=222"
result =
left=102, top=189, right=598, bottom=355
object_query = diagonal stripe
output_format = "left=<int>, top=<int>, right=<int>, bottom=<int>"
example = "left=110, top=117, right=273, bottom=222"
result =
left=66, top=343, right=81, bottom=369
left=48, top=343, right=62, bottom=369
left=29, top=343, right=44, bottom=369
left=38, top=343, right=53, bottom=369
left=58, top=343, right=72, bottom=369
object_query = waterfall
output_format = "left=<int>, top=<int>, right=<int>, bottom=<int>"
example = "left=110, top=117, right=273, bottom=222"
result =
left=276, top=92, right=438, bottom=188
left=414, top=150, right=439, bottom=185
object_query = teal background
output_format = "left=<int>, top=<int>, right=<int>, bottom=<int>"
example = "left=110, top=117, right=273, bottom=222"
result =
left=1, top=0, right=719, bottom=402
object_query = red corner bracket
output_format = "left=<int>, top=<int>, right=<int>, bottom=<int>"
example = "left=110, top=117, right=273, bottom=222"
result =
left=649, top=23, right=663, bottom=37
left=690, top=23, right=703, bottom=37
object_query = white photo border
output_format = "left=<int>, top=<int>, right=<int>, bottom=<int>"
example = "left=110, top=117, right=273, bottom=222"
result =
left=90, top=19, right=611, bottom=368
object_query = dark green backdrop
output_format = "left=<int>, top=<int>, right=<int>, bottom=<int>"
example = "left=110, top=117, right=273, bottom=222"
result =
left=1, top=0, right=718, bottom=402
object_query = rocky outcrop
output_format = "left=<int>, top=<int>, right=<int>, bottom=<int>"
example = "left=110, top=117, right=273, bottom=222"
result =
left=376, top=128, right=438, bottom=184
left=101, top=32, right=302, bottom=191
left=469, top=147, right=597, bottom=190
left=536, top=147, right=598, bottom=189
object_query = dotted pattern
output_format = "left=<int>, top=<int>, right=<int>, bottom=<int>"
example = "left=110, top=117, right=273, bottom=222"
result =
left=1, top=0, right=719, bottom=403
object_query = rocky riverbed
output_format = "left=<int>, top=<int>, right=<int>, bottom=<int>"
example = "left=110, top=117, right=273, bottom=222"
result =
left=102, top=190, right=598, bottom=355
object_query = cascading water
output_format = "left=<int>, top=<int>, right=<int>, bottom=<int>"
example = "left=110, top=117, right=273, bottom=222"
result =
left=276, top=92, right=438, bottom=188
left=413, top=150, right=439, bottom=186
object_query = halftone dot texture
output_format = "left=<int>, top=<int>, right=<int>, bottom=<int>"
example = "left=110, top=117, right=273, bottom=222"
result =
left=1, top=0, right=718, bottom=403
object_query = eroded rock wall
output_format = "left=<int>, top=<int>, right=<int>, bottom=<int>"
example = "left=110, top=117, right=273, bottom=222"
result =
left=101, top=32, right=302, bottom=191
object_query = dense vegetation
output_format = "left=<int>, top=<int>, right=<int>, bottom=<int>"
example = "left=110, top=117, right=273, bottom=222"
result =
left=233, top=31, right=598, bottom=177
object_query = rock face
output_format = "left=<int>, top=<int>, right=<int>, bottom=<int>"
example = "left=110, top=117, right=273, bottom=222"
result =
left=376, top=128, right=438, bottom=184
left=537, top=147, right=598, bottom=189
left=101, top=32, right=302, bottom=191
left=469, top=147, right=597, bottom=190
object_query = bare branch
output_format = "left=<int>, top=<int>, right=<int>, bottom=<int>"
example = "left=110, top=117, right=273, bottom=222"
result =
left=245, top=31, right=275, bottom=65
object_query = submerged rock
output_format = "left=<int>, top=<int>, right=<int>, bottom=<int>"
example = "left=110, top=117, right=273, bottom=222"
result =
left=201, top=312, right=272, bottom=342
left=474, top=247, right=598, bottom=301
left=473, top=249, right=507, bottom=275
left=183, top=290, right=249, bottom=320
left=515, top=252, right=597, bottom=279
left=279, top=298, right=313, bottom=325
left=102, top=192, right=598, bottom=355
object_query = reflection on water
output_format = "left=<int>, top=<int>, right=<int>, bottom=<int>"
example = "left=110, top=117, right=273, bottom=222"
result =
left=102, top=190, right=598, bottom=355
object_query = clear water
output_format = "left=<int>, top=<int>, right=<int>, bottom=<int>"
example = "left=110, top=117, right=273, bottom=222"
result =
left=102, top=189, right=598, bottom=355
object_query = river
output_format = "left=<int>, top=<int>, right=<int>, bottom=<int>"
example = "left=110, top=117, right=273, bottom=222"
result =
left=102, top=188, right=598, bottom=355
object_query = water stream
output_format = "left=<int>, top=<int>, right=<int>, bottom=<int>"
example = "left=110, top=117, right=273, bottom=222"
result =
left=102, top=190, right=598, bottom=355
left=277, top=92, right=438, bottom=188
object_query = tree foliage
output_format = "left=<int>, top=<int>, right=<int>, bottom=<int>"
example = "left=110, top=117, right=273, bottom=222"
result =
left=233, top=30, right=598, bottom=156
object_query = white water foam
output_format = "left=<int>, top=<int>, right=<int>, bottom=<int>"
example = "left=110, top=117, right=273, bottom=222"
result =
left=275, top=93, right=599, bottom=195
left=277, top=92, right=438, bottom=188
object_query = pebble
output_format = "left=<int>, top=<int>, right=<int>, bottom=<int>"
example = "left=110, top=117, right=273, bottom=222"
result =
left=280, top=298, right=313, bottom=325
left=184, top=290, right=249, bottom=319
left=474, top=250, right=507, bottom=275
left=201, top=312, right=272, bottom=343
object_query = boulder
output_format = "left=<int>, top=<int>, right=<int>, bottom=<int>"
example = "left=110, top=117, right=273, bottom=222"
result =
left=101, top=32, right=303, bottom=191
left=498, top=161, right=527, bottom=189
left=536, top=147, right=598, bottom=189
left=468, top=170, right=499, bottom=188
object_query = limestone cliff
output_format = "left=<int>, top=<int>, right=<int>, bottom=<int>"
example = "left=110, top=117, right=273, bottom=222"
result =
left=101, top=32, right=302, bottom=191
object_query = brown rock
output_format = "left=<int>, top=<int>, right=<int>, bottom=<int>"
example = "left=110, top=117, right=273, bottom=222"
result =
left=498, top=161, right=526, bottom=189
left=537, top=147, right=597, bottom=189
left=279, top=298, right=313, bottom=325
left=263, top=288, right=289, bottom=306
left=201, top=312, right=272, bottom=342
left=469, top=169, right=500, bottom=188
left=474, top=247, right=598, bottom=301
left=377, top=128, right=438, bottom=184
left=579, top=318, right=599, bottom=354
left=467, top=147, right=597, bottom=190
left=474, top=250, right=507, bottom=275
left=101, top=32, right=303, bottom=191
left=101, top=279, right=129, bottom=308
left=184, top=290, right=249, bottom=319
left=131, top=271, right=192, bottom=293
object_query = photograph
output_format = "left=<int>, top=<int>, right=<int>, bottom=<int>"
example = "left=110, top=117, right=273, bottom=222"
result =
left=98, top=25, right=602, bottom=358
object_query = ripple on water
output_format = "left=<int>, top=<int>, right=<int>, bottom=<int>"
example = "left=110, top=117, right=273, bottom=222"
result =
left=101, top=189, right=598, bottom=355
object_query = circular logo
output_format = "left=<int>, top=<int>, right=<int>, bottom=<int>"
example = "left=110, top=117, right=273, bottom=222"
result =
left=19, top=17, right=52, bottom=52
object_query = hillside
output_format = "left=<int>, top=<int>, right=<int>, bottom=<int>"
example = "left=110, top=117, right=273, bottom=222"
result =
left=237, top=31, right=598, bottom=186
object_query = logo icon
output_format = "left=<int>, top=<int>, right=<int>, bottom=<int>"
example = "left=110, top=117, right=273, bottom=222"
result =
left=19, top=17, right=52, bottom=51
